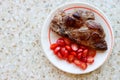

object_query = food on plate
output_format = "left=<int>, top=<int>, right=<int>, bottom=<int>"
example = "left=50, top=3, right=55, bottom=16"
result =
left=49, top=9, right=108, bottom=70
left=50, top=37, right=96, bottom=70
left=50, top=10, right=107, bottom=50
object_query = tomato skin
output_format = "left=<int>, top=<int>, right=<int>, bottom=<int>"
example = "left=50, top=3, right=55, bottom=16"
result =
left=77, top=49, right=83, bottom=53
left=88, top=49, right=96, bottom=57
left=50, top=43, right=58, bottom=50
left=80, top=57, right=87, bottom=63
left=74, top=59, right=87, bottom=70
left=54, top=46, right=61, bottom=54
left=70, top=51, right=77, bottom=56
left=60, top=47, right=69, bottom=59
left=60, top=47, right=66, bottom=55
left=77, top=52, right=82, bottom=59
left=65, top=45, right=71, bottom=51
left=57, top=52, right=63, bottom=59
left=56, top=38, right=65, bottom=46
left=71, top=43, right=79, bottom=51
left=87, top=56, right=94, bottom=64
left=74, top=59, right=80, bottom=66
left=79, top=61, right=87, bottom=70
left=82, top=49, right=88, bottom=58
left=67, top=55, right=74, bottom=63
left=63, top=50, right=69, bottom=59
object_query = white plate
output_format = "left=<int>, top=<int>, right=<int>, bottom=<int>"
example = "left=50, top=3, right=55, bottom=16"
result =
left=41, top=2, right=114, bottom=74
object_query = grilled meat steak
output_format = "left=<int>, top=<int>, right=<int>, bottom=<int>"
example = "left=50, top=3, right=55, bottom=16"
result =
left=50, top=10, right=107, bottom=50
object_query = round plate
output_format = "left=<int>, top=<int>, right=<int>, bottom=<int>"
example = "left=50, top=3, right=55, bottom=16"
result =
left=41, top=2, right=114, bottom=74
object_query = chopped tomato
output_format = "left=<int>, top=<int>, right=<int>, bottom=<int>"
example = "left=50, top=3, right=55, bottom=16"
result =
left=54, top=46, right=61, bottom=54
left=56, top=38, right=65, bottom=46
left=88, top=49, right=96, bottom=57
left=71, top=43, right=79, bottom=51
left=74, top=59, right=87, bottom=70
left=77, top=48, right=83, bottom=53
left=57, top=52, right=63, bottom=59
left=77, top=52, right=82, bottom=59
left=87, top=56, right=94, bottom=64
left=82, top=49, right=88, bottom=58
left=50, top=37, right=97, bottom=70
left=60, top=47, right=69, bottom=59
left=50, top=43, right=58, bottom=50
left=68, top=55, right=74, bottom=63
left=65, top=45, right=71, bottom=51
left=70, top=51, right=77, bottom=56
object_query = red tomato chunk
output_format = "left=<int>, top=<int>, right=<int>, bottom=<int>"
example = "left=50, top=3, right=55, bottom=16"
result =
left=50, top=37, right=96, bottom=70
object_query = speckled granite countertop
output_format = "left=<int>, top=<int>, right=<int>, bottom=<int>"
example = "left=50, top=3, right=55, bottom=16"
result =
left=0, top=0, right=120, bottom=80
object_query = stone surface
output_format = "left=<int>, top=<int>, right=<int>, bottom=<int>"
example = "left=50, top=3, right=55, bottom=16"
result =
left=0, top=0, right=120, bottom=80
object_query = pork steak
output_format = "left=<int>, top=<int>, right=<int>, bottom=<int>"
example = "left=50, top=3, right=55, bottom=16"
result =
left=50, top=10, right=107, bottom=50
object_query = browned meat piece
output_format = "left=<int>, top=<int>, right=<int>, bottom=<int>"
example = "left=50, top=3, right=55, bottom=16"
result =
left=73, top=10, right=95, bottom=20
left=64, top=15, right=83, bottom=28
left=50, top=10, right=107, bottom=50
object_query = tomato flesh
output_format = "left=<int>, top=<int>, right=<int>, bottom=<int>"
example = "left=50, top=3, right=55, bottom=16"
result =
left=68, top=55, right=74, bottom=63
left=88, top=49, right=96, bottom=57
left=82, top=49, right=88, bottom=57
left=65, top=45, right=71, bottom=51
left=74, top=59, right=87, bottom=70
left=54, top=46, right=61, bottom=54
left=70, top=52, right=77, bottom=56
left=87, top=56, right=94, bottom=64
left=77, top=52, right=82, bottom=59
left=57, top=52, right=63, bottom=59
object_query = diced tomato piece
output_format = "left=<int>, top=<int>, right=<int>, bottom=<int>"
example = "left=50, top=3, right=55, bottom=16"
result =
left=54, top=46, right=61, bottom=54
left=64, top=38, right=71, bottom=45
left=88, top=49, right=96, bottom=57
left=65, top=45, right=71, bottom=51
left=80, top=57, right=87, bottom=63
left=74, top=59, right=87, bottom=70
left=57, top=52, right=63, bottom=59
left=82, top=49, right=88, bottom=58
left=74, top=59, right=80, bottom=66
left=61, top=47, right=69, bottom=59
left=79, top=61, right=87, bottom=70
left=60, top=47, right=66, bottom=55
left=63, top=50, right=69, bottom=59
left=77, top=48, right=83, bottom=53
left=87, top=56, right=94, bottom=64
left=71, top=43, right=79, bottom=51
left=70, top=51, right=77, bottom=56
left=50, top=43, right=58, bottom=50
left=56, top=38, right=65, bottom=46
left=68, top=55, right=74, bottom=63
left=77, top=52, right=82, bottom=59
